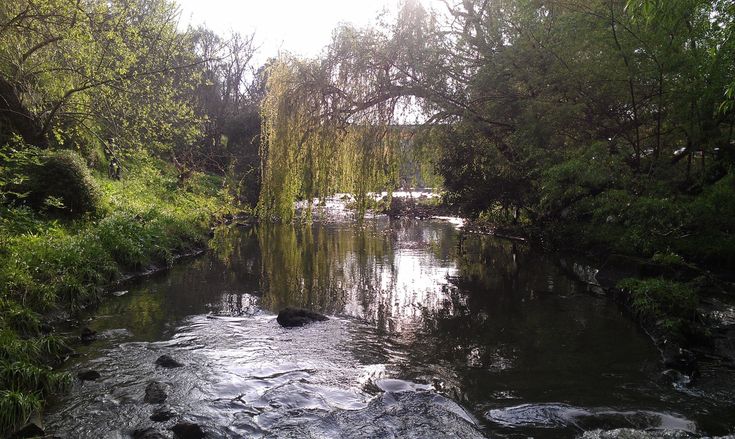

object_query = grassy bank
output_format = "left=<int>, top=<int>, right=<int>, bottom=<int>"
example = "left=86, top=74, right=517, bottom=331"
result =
left=0, top=151, right=233, bottom=434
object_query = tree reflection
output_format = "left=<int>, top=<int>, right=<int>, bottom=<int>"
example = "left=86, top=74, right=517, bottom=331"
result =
left=254, top=219, right=459, bottom=334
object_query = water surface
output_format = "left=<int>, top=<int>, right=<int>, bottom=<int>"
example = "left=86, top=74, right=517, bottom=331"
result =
left=46, top=218, right=735, bottom=437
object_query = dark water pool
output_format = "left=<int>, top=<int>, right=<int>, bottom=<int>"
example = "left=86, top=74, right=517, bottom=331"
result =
left=45, top=218, right=735, bottom=438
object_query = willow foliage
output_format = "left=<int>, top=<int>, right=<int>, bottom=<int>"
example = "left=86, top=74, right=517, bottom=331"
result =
left=258, top=56, right=401, bottom=220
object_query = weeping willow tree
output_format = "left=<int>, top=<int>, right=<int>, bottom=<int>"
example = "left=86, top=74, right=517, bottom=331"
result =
left=257, top=0, right=458, bottom=221
left=258, top=55, right=405, bottom=220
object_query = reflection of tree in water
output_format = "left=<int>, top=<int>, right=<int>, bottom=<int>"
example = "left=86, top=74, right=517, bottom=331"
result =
left=209, top=226, right=261, bottom=279
left=257, top=222, right=388, bottom=316
left=93, top=287, right=167, bottom=341
left=256, top=220, right=461, bottom=333
left=398, top=234, right=652, bottom=411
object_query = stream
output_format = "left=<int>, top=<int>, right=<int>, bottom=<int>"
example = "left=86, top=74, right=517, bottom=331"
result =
left=45, top=216, right=735, bottom=438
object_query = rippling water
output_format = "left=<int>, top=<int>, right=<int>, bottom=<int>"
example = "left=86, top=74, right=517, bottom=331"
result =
left=45, top=218, right=735, bottom=438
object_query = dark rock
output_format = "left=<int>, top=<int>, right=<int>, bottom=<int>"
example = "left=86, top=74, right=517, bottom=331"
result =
left=663, top=347, right=699, bottom=378
left=80, top=327, right=97, bottom=343
left=77, top=370, right=101, bottom=381
left=155, top=354, right=184, bottom=368
left=171, top=421, right=205, bottom=439
left=132, top=427, right=167, bottom=439
left=276, top=307, right=328, bottom=328
left=150, top=407, right=176, bottom=422
left=144, top=381, right=168, bottom=404
left=10, top=422, right=44, bottom=438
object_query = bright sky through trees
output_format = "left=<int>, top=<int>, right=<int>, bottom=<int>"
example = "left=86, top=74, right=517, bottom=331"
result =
left=176, top=0, right=441, bottom=60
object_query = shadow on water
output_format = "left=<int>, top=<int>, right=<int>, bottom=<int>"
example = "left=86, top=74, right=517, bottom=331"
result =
left=45, top=218, right=735, bottom=438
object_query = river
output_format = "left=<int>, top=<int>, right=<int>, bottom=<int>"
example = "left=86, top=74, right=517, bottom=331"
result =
left=44, top=217, right=735, bottom=438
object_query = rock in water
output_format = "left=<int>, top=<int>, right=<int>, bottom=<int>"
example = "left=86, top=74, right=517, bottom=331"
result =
left=132, top=427, right=167, bottom=439
left=10, top=423, right=45, bottom=438
left=144, top=381, right=168, bottom=404
left=77, top=370, right=101, bottom=381
left=80, top=327, right=97, bottom=343
left=171, top=422, right=206, bottom=439
left=155, top=354, right=184, bottom=368
left=276, top=307, right=328, bottom=328
left=150, top=407, right=176, bottom=422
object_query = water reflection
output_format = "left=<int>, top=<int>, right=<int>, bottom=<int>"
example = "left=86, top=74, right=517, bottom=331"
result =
left=213, top=219, right=462, bottom=334
left=45, top=219, right=735, bottom=438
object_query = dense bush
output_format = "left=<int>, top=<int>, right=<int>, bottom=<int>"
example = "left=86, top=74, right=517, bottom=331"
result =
left=20, top=149, right=101, bottom=216
left=1, top=144, right=101, bottom=217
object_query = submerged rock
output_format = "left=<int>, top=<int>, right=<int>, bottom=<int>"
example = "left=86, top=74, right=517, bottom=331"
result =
left=132, top=427, right=167, bottom=439
left=311, top=390, right=484, bottom=438
left=155, top=354, right=184, bottom=368
left=276, top=307, right=328, bottom=328
left=144, top=381, right=168, bottom=404
left=662, top=347, right=699, bottom=378
left=171, top=421, right=206, bottom=439
left=10, top=422, right=45, bottom=438
left=77, top=370, right=101, bottom=381
left=150, top=407, right=176, bottom=422
left=80, top=327, right=97, bottom=343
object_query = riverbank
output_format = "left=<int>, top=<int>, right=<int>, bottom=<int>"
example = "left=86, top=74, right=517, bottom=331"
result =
left=0, top=155, right=235, bottom=435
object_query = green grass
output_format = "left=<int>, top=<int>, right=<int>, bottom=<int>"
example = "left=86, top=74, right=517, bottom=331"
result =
left=0, top=154, right=234, bottom=434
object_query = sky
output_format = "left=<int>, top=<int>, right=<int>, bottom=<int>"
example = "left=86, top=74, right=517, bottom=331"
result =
left=174, top=0, right=436, bottom=62
left=175, top=0, right=393, bottom=59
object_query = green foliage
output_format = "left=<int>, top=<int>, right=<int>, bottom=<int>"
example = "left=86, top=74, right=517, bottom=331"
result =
left=539, top=143, right=630, bottom=217
left=23, top=149, right=101, bottom=216
left=617, top=278, right=699, bottom=334
left=258, top=58, right=401, bottom=221
left=0, top=140, right=41, bottom=203
left=0, top=326, right=71, bottom=434
left=542, top=172, right=735, bottom=267
left=1, top=143, right=100, bottom=217
left=0, top=390, right=42, bottom=434
left=651, top=252, right=686, bottom=267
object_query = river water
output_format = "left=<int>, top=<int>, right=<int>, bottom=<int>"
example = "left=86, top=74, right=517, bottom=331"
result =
left=45, top=218, right=735, bottom=438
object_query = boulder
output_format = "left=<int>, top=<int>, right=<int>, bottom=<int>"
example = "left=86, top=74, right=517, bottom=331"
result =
left=155, top=354, right=184, bottom=368
left=171, top=422, right=206, bottom=439
left=144, top=381, right=168, bottom=404
left=276, top=308, right=328, bottom=328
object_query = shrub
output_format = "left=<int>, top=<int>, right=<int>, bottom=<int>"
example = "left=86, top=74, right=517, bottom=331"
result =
left=12, top=148, right=101, bottom=217
left=617, top=278, right=698, bottom=326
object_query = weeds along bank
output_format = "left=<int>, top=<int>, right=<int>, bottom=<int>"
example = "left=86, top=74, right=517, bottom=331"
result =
left=0, top=144, right=233, bottom=434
